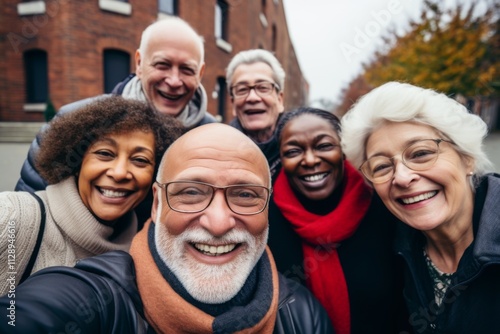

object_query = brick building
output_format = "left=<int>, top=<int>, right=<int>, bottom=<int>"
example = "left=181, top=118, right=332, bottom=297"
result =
left=0, top=0, right=308, bottom=124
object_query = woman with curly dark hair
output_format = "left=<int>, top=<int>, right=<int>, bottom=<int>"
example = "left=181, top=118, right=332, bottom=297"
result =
left=0, top=96, right=184, bottom=295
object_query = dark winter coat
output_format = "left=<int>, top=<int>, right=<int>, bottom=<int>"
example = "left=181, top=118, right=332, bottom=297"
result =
left=0, top=251, right=334, bottom=334
left=397, top=173, right=500, bottom=333
left=229, top=116, right=282, bottom=184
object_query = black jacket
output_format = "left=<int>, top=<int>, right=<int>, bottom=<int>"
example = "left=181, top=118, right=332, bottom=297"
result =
left=397, top=173, right=500, bottom=334
left=229, top=116, right=282, bottom=185
left=0, top=251, right=333, bottom=334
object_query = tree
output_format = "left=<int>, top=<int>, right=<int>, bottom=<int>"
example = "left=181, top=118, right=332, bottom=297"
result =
left=362, top=0, right=500, bottom=97
left=335, top=74, right=373, bottom=117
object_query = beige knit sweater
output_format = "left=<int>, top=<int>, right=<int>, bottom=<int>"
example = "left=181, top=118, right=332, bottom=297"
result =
left=0, top=177, right=138, bottom=295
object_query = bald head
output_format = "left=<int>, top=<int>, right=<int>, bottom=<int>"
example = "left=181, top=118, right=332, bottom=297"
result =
left=157, top=124, right=270, bottom=187
left=139, top=17, right=204, bottom=63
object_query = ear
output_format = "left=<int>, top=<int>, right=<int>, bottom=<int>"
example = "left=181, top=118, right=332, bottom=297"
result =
left=277, top=91, right=285, bottom=114
left=151, top=183, right=160, bottom=222
left=135, top=49, right=142, bottom=78
left=198, top=62, right=205, bottom=80
left=463, top=155, right=475, bottom=174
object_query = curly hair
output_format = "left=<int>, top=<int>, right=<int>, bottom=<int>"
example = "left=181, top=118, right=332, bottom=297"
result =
left=36, top=96, right=185, bottom=184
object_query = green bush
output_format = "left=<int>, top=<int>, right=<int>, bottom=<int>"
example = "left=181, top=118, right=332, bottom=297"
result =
left=44, top=99, right=56, bottom=122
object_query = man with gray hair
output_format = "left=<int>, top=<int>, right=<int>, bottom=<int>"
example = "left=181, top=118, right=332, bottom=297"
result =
left=15, top=16, right=216, bottom=223
left=226, top=49, right=286, bottom=183
left=16, top=16, right=216, bottom=193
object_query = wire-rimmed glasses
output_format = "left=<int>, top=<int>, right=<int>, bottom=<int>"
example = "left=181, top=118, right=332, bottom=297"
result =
left=359, top=139, right=453, bottom=184
left=230, top=81, right=280, bottom=99
left=156, top=181, right=272, bottom=215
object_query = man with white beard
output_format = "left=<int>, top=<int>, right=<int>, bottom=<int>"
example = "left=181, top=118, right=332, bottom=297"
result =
left=0, top=123, right=332, bottom=334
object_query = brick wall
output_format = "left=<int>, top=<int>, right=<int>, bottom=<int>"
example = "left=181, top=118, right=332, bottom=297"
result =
left=0, top=0, right=308, bottom=122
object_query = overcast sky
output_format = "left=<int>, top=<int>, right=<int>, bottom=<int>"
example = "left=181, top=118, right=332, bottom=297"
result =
left=282, top=0, right=483, bottom=104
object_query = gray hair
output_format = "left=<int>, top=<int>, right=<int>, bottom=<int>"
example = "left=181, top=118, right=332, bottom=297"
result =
left=341, top=82, right=493, bottom=187
left=139, top=16, right=205, bottom=64
left=225, top=49, right=285, bottom=91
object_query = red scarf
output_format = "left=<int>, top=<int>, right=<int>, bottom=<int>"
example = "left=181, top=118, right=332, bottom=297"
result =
left=273, top=160, right=372, bottom=334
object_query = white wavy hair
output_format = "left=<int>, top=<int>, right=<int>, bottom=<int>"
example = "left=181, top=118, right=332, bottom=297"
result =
left=341, top=81, right=493, bottom=188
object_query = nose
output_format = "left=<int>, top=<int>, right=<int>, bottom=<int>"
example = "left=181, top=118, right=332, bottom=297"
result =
left=391, top=160, right=418, bottom=187
left=164, top=68, right=182, bottom=88
left=245, top=88, right=262, bottom=101
left=301, top=149, right=319, bottom=167
left=198, top=191, right=236, bottom=237
left=106, top=158, right=132, bottom=181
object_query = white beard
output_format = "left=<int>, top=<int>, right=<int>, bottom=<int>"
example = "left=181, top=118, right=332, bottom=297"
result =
left=154, top=202, right=268, bottom=304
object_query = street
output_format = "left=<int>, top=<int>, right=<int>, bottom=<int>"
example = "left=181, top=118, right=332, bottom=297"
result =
left=1, top=132, right=500, bottom=192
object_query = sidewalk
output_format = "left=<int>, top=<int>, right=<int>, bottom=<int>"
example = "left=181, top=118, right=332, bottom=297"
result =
left=0, top=142, right=30, bottom=191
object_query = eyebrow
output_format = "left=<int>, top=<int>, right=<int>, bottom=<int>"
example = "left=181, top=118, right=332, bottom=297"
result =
left=172, top=177, right=265, bottom=186
left=283, top=134, right=338, bottom=146
left=92, top=137, right=155, bottom=155
left=233, top=79, right=273, bottom=86
left=366, top=137, right=434, bottom=159
left=151, top=55, right=199, bottom=69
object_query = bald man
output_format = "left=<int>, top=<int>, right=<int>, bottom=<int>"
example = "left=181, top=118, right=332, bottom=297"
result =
left=16, top=16, right=216, bottom=223
left=1, top=124, right=333, bottom=334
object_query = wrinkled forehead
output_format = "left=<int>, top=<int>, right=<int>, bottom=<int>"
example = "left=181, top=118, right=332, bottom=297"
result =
left=163, top=132, right=269, bottom=186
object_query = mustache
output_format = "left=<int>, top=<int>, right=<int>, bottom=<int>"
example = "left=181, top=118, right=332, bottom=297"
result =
left=174, top=226, right=255, bottom=245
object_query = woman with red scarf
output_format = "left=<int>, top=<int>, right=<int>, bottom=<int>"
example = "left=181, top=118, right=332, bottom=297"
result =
left=268, top=107, right=410, bottom=334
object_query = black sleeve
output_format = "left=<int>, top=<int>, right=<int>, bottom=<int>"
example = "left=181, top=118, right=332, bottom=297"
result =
left=0, top=266, right=143, bottom=333
left=276, top=275, right=335, bottom=334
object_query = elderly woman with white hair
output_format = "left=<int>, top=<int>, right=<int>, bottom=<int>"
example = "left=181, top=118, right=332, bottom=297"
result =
left=341, top=81, right=499, bottom=333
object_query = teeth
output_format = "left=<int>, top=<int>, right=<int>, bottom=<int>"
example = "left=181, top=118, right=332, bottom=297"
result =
left=401, top=191, right=437, bottom=204
left=194, top=243, right=237, bottom=256
left=101, top=188, right=128, bottom=198
left=303, top=173, right=327, bottom=182
left=159, top=91, right=182, bottom=100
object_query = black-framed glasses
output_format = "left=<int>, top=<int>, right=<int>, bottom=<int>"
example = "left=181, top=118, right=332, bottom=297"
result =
left=230, top=81, right=280, bottom=99
left=359, top=139, right=453, bottom=184
left=156, top=181, right=272, bottom=215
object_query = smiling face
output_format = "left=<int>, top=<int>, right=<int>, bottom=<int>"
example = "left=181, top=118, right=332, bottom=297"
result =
left=136, top=23, right=205, bottom=116
left=280, top=113, right=344, bottom=200
left=78, top=131, right=156, bottom=225
left=366, top=121, right=475, bottom=232
left=152, top=124, right=270, bottom=303
left=230, top=62, right=284, bottom=142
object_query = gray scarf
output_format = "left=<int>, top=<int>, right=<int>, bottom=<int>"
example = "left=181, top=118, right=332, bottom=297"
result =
left=121, top=76, right=208, bottom=128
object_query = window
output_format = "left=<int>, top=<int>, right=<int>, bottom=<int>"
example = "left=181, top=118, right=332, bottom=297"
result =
left=98, top=0, right=132, bottom=16
left=159, top=0, right=177, bottom=15
left=24, top=49, right=48, bottom=104
left=103, top=49, right=130, bottom=93
left=216, top=77, right=227, bottom=122
left=272, top=24, right=277, bottom=51
left=17, top=1, right=45, bottom=16
left=259, top=0, right=268, bottom=27
left=215, top=0, right=229, bottom=41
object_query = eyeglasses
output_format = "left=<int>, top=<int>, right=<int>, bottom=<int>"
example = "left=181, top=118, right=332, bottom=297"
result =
left=359, top=139, right=453, bottom=184
left=230, top=81, right=280, bottom=99
left=156, top=181, right=272, bottom=215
